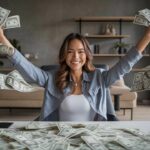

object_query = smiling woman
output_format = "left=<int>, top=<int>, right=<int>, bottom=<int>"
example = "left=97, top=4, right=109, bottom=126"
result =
left=0, top=27, right=150, bottom=121
left=56, top=33, right=95, bottom=95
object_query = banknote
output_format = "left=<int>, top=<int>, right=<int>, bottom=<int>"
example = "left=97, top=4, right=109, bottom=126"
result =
left=2, top=15, right=21, bottom=29
left=81, top=136, right=108, bottom=150
left=0, top=6, right=10, bottom=26
left=0, top=73, right=11, bottom=89
left=0, top=70, right=39, bottom=92
left=133, top=15, right=150, bottom=27
left=0, top=43, right=14, bottom=56
left=139, top=8, right=150, bottom=22
left=0, top=6, right=21, bottom=30
left=131, top=69, right=150, bottom=92
left=77, top=143, right=91, bottom=150
left=25, top=122, right=57, bottom=130
left=51, top=141, right=70, bottom=150
left=1, top=122, right=150, bottom=150
left=133, top=8, right=150, bottom=27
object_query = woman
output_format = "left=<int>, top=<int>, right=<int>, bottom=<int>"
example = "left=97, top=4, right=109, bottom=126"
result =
left=0, top=27, right=150, bottom=121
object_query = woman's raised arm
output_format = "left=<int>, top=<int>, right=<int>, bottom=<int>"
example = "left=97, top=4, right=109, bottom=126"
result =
left=0, top=27, right=49, bottom=87
left=0, top=27, right=15, bottom=56
left=136, top=26, right=150, bottom=53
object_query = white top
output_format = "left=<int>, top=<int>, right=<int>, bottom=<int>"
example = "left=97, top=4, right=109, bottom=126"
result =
left=59, top=94, right=95, bottom=121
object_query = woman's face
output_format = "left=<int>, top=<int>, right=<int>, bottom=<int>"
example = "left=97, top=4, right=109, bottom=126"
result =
left=66, top=39, right=86, bottom=72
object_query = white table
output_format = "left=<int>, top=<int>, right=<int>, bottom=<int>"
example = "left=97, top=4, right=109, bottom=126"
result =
left=4, top=121, right=150, bottom=134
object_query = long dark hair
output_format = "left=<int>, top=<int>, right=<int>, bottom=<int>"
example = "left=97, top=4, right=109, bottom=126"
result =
left=56, top=33, right=95, bottom=92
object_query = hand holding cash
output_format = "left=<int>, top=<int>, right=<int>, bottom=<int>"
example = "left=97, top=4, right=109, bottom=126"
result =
left=0, top=6, right=20, bottom=55
left=133, top=8, right=150, bottom=27
left=0, top=43, right=14, bottom=56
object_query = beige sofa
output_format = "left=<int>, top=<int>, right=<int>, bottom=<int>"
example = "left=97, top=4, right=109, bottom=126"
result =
left=0, top=87, right=44, bottom=109
left=110, top=79, right=137, bottom=120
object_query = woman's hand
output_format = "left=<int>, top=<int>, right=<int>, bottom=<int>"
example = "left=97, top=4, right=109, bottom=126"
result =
left=136, top=26, right=150, bottom=53
left=0, top=27, right=15, bottom=56
left=145, top=26, right=150, bottom=38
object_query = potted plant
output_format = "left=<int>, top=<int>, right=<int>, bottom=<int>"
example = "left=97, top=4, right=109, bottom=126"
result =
left=113, top=42, right=129, bottom=54
left=0, top=60, right=4, bottom=66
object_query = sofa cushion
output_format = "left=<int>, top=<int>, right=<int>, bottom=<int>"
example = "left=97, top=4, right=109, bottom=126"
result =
left=0, top=87, right=44, bottom=108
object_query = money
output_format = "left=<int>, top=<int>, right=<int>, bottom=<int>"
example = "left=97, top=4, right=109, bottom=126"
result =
left=51, top=141, right=70, bottom=150
left=0, top=6, right=10, bottom=26
left=133, top=15, right=150, bottom=27
left=0, top=122, right=150, bottom=150
left=81, top=136, right=108, bottom=150
left=0, top=6, right=21, bottom=29
left=131, top=66, right=150, bottom=92
left=0, top=73, right=11, bottom=89
left=133, top=8, right=150, bottom=27
left=0, top=43, right=14, bottom=56
left=2, top=15, right=21, bottom=29
left=0, top=70, right=39, bottom=92
left=120, top=128, right=150, bottom=142
left=25, top=122, right=57, bottom=130
left=139, top=8, right=150, bottom=22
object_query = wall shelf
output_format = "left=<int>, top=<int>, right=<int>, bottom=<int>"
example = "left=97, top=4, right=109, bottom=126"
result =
left=92, top=54, right=150, bottom=57
left=0, top=68, right=14, bottom=73
left=93, top=54, right=125, bottom=57
left=85, top=34, right=130, bottom=39
left=132, top=68, right=150, bottom=72
left=75, top=16, right=135, bottom=22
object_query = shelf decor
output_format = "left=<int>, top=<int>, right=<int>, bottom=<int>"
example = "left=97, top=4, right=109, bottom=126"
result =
left=113, top=42, right=129, bottom=54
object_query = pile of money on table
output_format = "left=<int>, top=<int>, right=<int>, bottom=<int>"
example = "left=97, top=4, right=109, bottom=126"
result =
left=0, top=122, right=150, bottom=150
left=0, top=6, right=20, bottom=29
left=133, top=8, right=150, bottom=27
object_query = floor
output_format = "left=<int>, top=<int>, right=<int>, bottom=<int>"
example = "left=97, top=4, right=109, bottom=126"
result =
left=0, top=105, right=150, bottom=121
left=116, top=105, right=150, bottom=121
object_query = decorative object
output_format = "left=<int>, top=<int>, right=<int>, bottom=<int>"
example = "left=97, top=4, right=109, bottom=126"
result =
left=113, top=42, right=129, bottom=54
left=94, top=44, right=100, bottom=54
left=105, top=24, right=111, bottom=35
left=104, top=24, right=116, bottom=35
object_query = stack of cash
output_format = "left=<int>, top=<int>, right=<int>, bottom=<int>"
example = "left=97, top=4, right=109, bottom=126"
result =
left=131, top=66, right=150, bottom=92
left=0, top=6, right=20, bottom=29
left=0, top=122, right=150, bottom=150
left=133, top=8, right=150, bottom=27
left=0, top=70, right=39, bottom=92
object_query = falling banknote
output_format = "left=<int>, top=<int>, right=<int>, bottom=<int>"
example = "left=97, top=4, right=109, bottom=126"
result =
left=2, top=15, right=21, bottom=29
left=0, top=70, right=39, bottom=92
left=0, top=6, right=21, bottom=29
left=0, top=6, right=10, bottom=26
left=131, top=66, right=150, bottom=92
left=133, top=8, right=150, bottom=27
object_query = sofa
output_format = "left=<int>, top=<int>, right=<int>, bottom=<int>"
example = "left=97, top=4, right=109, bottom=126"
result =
left=110, top=78, right=137, bottom=120
left=0, top=86, right=44, bottom=109
left=0, top=64, right=136, bottom=120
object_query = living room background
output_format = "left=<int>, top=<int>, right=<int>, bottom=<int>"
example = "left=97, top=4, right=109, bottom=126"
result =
left=0, top=0, right=149, bottom=102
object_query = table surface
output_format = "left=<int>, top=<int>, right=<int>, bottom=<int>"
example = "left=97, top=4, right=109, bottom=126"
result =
left=1, top=121, right=150, bottom=133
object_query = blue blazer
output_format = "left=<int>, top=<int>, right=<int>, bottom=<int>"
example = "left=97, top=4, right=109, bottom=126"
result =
left=9, top=47, right=142, bottom=121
